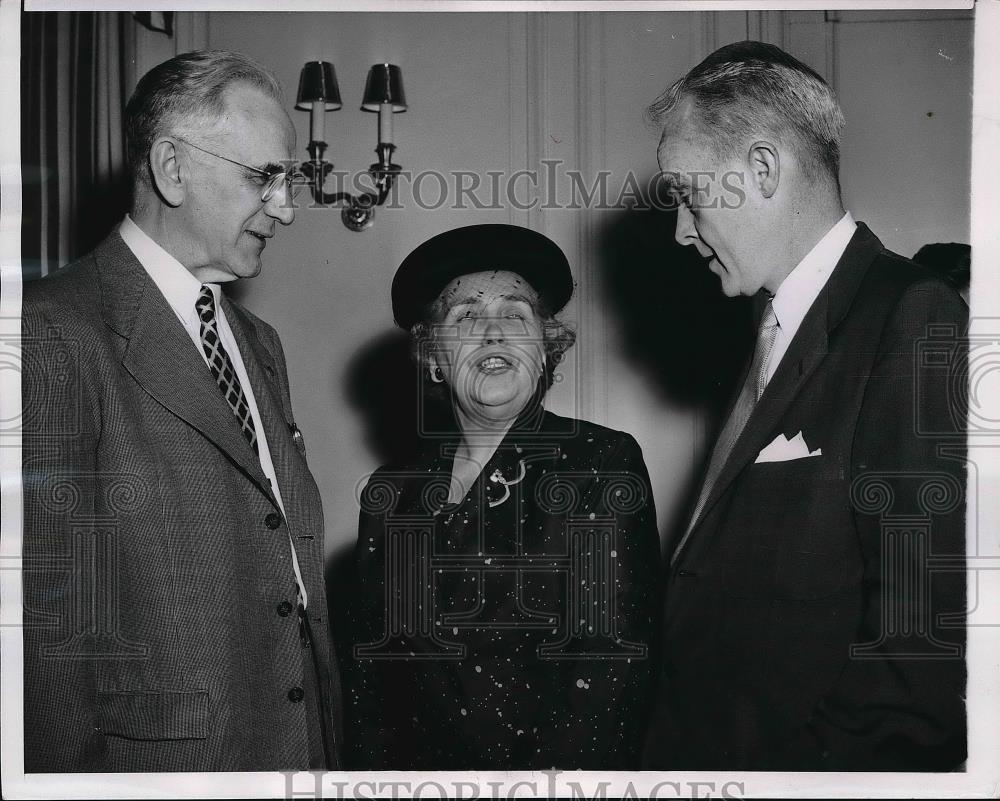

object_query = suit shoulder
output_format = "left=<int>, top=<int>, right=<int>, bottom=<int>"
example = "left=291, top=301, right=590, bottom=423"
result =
left=23, top=255, right=100, bottom=315
left=846, top=245, right=966, bottom=336
left=866, top=247, right=963, bottom=304
left=22, top=257, right=106, bottom=345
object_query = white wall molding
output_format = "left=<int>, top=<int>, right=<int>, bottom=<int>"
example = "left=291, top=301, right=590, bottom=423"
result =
left=573, top=11, right=609, bottom=425
left=525, top=13, right=548, bottom=235
left=507, top=13, right=529, bottom=229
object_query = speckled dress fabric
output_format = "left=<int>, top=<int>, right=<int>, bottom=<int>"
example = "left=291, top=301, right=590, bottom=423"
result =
left=345, top=406, right=661, bottom=770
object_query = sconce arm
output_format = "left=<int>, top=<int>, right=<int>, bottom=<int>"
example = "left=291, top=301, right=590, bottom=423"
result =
left=300, top=140, right=401, bottom=231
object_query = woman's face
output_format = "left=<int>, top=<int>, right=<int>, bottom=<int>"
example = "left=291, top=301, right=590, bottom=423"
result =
left=430, top=270, right=546, bottom=431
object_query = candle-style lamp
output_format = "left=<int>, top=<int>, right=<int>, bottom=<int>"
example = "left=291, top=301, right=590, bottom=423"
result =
left=296, top=60, right=408, bottom=232
left=361, top=63, right=407, bottom=178
left=296, top=60, right=342, bottom=160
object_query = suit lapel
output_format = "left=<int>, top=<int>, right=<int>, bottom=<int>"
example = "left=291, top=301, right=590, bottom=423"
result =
left=223, top=302, right=329, bottom=609
left=95, top=232, right=277, bottom=506
left=693, top=295, right=830, bottom=530
left=222, top=297, right=311, bottom=507
left=681, top=224, right=884, bottom=554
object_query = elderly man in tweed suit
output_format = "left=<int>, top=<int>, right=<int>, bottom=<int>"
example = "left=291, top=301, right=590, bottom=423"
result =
left=21, top=50, right=341, bottom=771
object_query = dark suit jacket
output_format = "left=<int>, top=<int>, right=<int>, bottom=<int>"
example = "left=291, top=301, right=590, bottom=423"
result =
left=644, top=224, right=967, bottom=771
left=21, top=231, right=343, bottom=771
left=345, top=408, right=661, bottom=769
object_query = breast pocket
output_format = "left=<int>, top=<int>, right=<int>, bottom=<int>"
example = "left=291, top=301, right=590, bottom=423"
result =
left=720, top=457, right=860, bottom=601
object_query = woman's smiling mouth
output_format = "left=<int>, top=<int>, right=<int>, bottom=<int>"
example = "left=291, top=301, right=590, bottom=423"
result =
left=478, top=355, right=512, bottom=373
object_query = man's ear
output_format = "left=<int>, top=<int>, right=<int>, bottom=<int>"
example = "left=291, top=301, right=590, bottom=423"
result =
left=148, top=137, right=186, bottom=208
left=747, top=140, right=779, bottom=199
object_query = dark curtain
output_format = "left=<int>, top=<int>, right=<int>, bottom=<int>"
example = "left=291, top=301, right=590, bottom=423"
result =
left=21, top=12, right=133, bottom=280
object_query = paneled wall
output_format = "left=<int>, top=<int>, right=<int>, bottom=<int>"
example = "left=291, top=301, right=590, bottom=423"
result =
left=200, top=10, right=972, bottom=560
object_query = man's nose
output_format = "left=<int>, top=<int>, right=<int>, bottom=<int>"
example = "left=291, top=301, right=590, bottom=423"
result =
left=264, top=192, right=295, bottom=225
left=674, top=204, right=699, bottom=247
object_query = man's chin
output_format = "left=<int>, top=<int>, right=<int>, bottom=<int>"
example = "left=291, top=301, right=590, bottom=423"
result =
left=714, top=271, right=740, bottom=298
left=231, top=258, right=263, bottom=280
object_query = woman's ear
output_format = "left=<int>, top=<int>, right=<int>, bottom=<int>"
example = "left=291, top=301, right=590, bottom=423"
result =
left=428, top=353, right=445, bottom=383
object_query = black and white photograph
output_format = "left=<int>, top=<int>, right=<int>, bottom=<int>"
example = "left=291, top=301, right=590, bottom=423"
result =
left=1, top=1, right=998, bottom=797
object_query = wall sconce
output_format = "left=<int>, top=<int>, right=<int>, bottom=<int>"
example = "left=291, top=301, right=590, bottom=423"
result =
left=296, top=61, right=407, bottom=232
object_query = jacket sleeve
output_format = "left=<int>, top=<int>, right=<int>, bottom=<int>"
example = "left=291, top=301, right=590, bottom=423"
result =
left=21, top=301, right=105, bottom=771
left=533, top=433, right=662, bottom=769
left=774, top=280, right=968, bottom=770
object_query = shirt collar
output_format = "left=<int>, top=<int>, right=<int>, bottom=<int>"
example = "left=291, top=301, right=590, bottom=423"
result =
left=771, top=211, right=856, bottom=332
left=118, top=215, right=216, bottom=329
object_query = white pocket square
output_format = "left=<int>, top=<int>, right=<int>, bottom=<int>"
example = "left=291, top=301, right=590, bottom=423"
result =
left=755, top=431, right=822, bottom=464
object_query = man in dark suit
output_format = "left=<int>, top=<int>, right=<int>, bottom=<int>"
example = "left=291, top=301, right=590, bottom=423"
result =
left=643, top=41, right=967, bottom=771
left=21, top=50, right=341, bottom=771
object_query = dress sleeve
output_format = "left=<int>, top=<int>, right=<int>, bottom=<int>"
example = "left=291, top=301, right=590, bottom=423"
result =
left=343, top=471, right=393, bottom=768
left=532, top=433, right=662, bottom=769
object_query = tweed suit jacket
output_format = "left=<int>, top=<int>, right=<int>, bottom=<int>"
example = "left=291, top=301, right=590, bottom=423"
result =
left=644, top=224, right=968, bottom=771
left=21, top=230, right=343, bottom=772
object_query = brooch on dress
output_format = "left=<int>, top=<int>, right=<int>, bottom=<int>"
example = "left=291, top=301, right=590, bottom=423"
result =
left=487, top=460, right=527, bottom=508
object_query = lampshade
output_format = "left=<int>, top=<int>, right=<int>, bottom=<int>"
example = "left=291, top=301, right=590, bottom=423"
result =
left=361, top=64, right=407, bottom=112
left=295, top=61, right=342, bottom=110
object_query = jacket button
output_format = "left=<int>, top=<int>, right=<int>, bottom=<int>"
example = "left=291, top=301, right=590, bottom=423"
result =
left=677, top=569, right=698, bottom=578
left=287, top=687, right=304, bottom=703
left=265, top=512, right=282, bottom=529
left=276, top=600, right=294, bottom=617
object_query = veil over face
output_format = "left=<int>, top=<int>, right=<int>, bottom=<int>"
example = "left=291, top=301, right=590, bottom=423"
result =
left=428, top=270, right=546, bottom=431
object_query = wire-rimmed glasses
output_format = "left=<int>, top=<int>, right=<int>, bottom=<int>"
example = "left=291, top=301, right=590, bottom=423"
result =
left=174, top=135, right=304, bottom=203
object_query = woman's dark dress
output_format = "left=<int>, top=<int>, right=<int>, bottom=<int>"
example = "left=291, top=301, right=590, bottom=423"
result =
left=345, top=404, right=660, bottom=770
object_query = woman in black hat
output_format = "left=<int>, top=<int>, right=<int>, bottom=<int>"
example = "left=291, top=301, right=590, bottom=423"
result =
left=345, top=224, right=660, bottom=770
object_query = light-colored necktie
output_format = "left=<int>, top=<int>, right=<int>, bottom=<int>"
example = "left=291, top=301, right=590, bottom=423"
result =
left=196, top=286, right=259, bottom=454
left=673, top=300, right=780, bottom=563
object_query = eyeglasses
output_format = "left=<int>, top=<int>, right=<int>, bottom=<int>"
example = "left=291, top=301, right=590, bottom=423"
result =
left=174, top=136, right=303, bottom=203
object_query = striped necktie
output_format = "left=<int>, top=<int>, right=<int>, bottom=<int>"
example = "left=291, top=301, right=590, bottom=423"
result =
left=196, top=286, right=259, bottom=454
left=672, top=300, right=780, bottom=563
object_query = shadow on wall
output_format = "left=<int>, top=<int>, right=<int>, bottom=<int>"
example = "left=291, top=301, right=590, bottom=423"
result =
left=344, top=328, right=425, bottom=467
left=325, top=329, right=420, bottom=669
left=597, top=204, right=753, bottom=410
left=595, top=202, right=754, bottom=551
left=325, top=327, right=456, bottom=682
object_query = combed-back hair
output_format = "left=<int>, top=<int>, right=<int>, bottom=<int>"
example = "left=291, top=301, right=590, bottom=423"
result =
left=647, top=41, right=845, bottom=186
left=125, top=50, right=283, bottom=188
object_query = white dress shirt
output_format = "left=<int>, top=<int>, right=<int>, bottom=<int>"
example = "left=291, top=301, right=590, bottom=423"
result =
left=763, top=212, right=857, bottom=388
left=118, top=216, right=308, bottom=607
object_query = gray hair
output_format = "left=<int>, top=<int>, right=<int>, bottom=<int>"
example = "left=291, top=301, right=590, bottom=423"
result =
left=647, top=41, right=845, bottom=186
left=125, top=50, right=283, bottom=190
